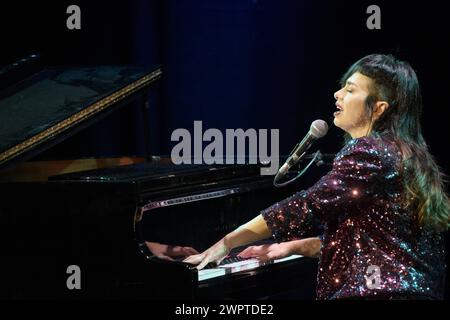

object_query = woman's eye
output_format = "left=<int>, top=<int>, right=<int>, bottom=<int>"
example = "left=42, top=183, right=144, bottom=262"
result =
left=346, top=89, right=352, bottom=93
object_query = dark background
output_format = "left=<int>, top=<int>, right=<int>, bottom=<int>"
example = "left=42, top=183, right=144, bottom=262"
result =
left=1, top=0, right=449, bottom=161
left=1, top=0, right=449, bottom=298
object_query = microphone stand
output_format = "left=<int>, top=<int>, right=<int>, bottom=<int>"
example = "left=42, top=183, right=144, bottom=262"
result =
left=273, top=150, right=334, bottom=187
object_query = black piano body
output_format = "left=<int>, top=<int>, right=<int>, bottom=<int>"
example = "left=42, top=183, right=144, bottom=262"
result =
left=0, top=56, right=320, bottom=299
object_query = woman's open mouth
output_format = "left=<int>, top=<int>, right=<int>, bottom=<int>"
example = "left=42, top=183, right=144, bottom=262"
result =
left=334, top=103, right=343, bottom=117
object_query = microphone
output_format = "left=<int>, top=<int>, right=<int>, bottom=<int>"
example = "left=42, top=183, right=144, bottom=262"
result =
left=277, top=120, right=329, bottom=176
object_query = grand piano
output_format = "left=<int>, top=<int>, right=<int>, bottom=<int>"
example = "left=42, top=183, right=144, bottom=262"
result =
left=0, top=55, right=322, bottom=299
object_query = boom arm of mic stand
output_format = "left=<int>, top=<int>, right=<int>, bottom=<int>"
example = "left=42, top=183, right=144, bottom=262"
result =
left=273, top=150, right=322, bottom=187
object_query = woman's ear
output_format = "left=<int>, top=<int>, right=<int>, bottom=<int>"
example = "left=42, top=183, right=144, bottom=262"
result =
left=373, top=101, right=389, bottom=119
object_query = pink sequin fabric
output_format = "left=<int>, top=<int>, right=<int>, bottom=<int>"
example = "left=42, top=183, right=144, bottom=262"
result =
left=262, top=132, right=446, bottom=299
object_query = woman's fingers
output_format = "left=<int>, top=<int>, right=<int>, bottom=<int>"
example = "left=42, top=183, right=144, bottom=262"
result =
left=238, top=243, right=287, bottom=262
left=262, top=250, right=280, bottom=262
left=237, top=246, right=254, bottom=258
left=183, top=239, right=230, bottom=270
left=256, top=253, right=271, bottom=263
left=196, top=258, right=211, bottom=270
left=191, top=251, right=224, bottom=270
left=183, top=253, right=204, bottom=265
left=238, top=244, right=271, bottom=258
left=237, top=245, right=263, bottom=258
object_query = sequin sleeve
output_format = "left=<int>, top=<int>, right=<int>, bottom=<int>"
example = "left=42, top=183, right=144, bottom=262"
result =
left=261, top=137, right=388, bottom=242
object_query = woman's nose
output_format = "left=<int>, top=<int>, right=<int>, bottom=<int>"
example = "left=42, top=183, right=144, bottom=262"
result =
left=334, top=90, right=339, bottom=100
left=334, top=89, right=342, bottom=100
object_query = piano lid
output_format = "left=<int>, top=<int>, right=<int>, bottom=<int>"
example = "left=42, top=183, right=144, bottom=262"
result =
left=0, top=58, right=162, bottom=171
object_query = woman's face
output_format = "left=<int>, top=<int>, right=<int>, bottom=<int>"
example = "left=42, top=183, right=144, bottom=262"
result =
left=333, top=72, right=374, bottom=138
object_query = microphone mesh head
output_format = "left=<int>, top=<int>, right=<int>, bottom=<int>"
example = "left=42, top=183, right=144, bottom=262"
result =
left=310, top=120, right=329, bottom=138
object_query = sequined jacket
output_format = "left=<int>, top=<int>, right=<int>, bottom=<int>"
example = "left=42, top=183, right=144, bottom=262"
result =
left=261, top=133, right=446, bottom=299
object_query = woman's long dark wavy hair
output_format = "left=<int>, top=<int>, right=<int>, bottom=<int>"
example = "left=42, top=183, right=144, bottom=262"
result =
left=340, top=54, right=449, bottom=231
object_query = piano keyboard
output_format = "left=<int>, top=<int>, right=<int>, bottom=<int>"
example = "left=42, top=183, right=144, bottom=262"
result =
left=198, top=254, right=303, bottom=282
